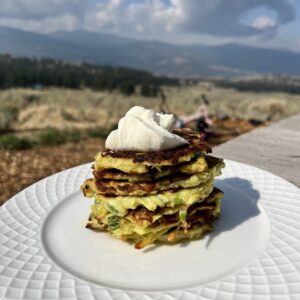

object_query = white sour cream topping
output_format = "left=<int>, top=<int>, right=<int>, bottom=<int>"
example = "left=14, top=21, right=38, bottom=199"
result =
left=105, top=106, right=188, bottom=151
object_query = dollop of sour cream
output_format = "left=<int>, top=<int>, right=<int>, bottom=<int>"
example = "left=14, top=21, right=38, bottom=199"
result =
left=105, top=106, right=188, bottom=151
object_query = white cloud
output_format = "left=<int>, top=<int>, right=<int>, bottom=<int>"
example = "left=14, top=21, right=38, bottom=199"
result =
left=84, top=0, right=185, bottom=37
left=0, top=14, right=79, bottom=33
left=0, top=0, right=296, bottom=48
left=252, top=15, right=276, bottom=29
left=83, top=0, right=295, bottom=38
left=0, top=0, right=84, bottom=19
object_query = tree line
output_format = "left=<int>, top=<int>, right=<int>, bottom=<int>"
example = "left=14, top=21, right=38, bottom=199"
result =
left=0, top=54, right=179, bottom=96
left=214, top=79, right=300, bottom=94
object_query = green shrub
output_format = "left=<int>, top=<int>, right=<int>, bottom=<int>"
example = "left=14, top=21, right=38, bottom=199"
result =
left=87, top=126, right=109, bottom=138
left=61, top=110, right=78, bottom=122
left=63, top=128, right=81, bottom=143
left=36, top=128, right=65, bottom=145
left=36, top=127, right=81, bottom=145
left=0, top=106, right=19, bottom=131
left=0, top=135, right=32, bottom=150
left=25, top=94, right=40, bottom=103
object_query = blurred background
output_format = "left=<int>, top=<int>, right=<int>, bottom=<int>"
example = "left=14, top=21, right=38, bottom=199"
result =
left=0, top=0, right=300, bottom=204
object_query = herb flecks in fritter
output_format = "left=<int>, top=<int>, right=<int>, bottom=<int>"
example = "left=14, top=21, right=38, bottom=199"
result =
left=81, top=128, right=225, bottom=249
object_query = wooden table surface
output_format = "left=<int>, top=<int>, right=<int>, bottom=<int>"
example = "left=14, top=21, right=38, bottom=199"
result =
left=213, top=114, right=300, bottom=187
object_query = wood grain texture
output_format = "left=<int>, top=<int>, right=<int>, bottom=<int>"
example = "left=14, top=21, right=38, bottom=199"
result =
left=213, top=114, right=300, bottom=187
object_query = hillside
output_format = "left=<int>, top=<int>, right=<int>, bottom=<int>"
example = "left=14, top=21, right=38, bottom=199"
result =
left=1, top=26, right=300, bottom=77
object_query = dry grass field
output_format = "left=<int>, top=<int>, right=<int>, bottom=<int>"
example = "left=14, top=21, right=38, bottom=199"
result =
left=1, top=84, right=300, bottom=204
left=1, top=84, right=300, bottom=133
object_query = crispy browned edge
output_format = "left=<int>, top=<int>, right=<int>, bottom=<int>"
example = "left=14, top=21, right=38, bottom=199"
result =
left=92, top=156, right=222, bottom=195
left=100, top=128, right=211, bottom=164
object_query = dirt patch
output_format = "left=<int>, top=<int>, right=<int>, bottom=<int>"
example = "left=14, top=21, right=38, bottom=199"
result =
left=0, top=138, right=104, bottom=205
left=207, top=118, right=263, bottom=146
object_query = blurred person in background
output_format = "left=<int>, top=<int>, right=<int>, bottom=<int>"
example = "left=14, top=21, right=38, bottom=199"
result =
left=175, top=94, right=212, bottom=139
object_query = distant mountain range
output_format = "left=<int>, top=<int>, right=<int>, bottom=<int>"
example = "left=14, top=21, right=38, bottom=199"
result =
left=1, top=26, right=300, bottom=77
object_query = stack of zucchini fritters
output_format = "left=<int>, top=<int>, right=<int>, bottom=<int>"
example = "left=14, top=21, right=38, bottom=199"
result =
left=81, top=129, right=225, bottom=249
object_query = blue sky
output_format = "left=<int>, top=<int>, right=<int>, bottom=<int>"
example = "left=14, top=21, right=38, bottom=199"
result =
left=0, top=0, right=299, bottom=51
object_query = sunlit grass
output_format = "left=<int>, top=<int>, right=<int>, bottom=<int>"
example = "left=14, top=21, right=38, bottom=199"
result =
left=0, top=85, right=299, bottom=136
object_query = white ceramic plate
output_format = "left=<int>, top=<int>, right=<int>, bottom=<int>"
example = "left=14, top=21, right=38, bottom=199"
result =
left=0, top=160, right=300, bottom=300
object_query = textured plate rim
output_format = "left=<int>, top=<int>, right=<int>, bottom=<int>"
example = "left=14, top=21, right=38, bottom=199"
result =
left=0, top=159, right=300, bottom=300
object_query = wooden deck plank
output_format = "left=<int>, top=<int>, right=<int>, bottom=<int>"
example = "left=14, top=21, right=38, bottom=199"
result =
left=213, top=114, right=300, bottom=187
